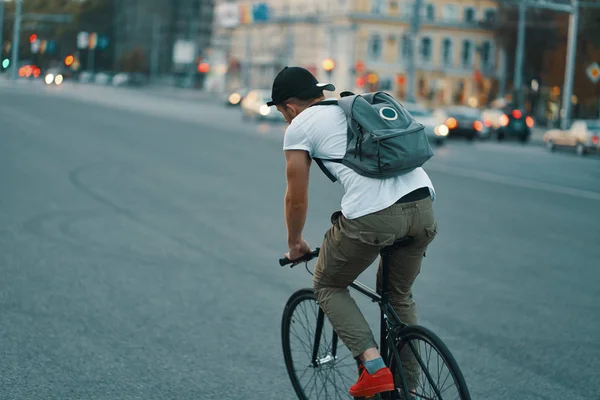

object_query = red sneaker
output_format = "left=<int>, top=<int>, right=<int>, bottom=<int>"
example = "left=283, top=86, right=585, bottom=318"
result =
left=349, top=364, right=395, bottom=397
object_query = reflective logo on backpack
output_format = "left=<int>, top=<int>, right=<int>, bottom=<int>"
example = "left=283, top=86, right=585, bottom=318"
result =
left=379, top=107, right=399, bottom=121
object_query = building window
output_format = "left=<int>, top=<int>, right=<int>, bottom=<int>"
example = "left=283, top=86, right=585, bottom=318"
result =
left=442, top=38, right=452, bottom=65
left=372, top=0, right=386, bottom=14
left=425, top=4, right=435, bottom=21
left=464, top=7, right=476, bottom=23
left=368, top=33, right=383, bottom=61
left=484, top=9, right=497, bottom=23
left=443, top=4, right=458, bottom=21
left=420, top=37, right=432, bottom=63
left=481, top=41, right=493, bottom=68
left=461, top=40, right=472, bottom=67
left=400, top=34, right=410, bottom=60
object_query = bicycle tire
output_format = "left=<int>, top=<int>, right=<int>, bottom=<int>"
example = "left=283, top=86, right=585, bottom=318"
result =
left=388, top=325, right=471, bottom=400
left=281, top=288, right=359, bottom=400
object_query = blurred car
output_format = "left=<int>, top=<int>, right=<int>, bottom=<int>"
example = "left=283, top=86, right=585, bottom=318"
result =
left=111, top=72, right=130, bottom=86
left=436, top=106, right=489, bottom=141
left=240, top=89, right=285, bottom=122
left=483, top=106, right=534, bottom=142
left=403, top=102, right=448, bottom=146
left=225, top=88, right=249, bottom=107
left=78, top=71, right=94, bottom=83
left=43, top=68, right=64, bottom=86
left=94, top=72, right=112, bottom=85
left=543, top=119, right=600, bottom=156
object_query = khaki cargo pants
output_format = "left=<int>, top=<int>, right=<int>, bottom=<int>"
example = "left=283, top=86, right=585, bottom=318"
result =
left=313, top=196, right=437, bottom=379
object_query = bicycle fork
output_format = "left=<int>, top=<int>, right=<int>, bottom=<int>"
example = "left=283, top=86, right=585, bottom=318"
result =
left=310, top=307, right=340, bottom=368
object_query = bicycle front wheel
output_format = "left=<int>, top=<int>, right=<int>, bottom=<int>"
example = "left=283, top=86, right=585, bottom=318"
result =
left=281, top=288, right=359, bottom=400
left=389, top=325, right=471, bottom=400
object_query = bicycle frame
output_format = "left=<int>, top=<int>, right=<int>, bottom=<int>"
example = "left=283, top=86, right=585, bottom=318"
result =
left=309, top=251, right=413, bottom=400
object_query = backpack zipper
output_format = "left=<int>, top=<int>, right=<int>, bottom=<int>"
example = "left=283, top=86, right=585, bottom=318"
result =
left=368, top=125, right=424, bottom=141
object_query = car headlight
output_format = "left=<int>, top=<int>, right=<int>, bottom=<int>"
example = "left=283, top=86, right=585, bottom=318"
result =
left=45, top=74, right=54, bottom=84
left=55, top=75, right=63, bottom=85
left=434, top=125, right=449, bottom=136
left=259, top=104, right=271, bottom=116
left=229, top=93, right=241, bottom=104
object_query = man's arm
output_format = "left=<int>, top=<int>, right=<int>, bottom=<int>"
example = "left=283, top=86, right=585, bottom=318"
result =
left=284, top=149, right=311, bottom=249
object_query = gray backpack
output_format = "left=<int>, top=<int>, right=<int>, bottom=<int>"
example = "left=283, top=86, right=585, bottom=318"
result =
left=312, top=91, right=434, bottom=182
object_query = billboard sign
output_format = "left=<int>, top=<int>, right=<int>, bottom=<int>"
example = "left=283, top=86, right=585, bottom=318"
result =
left=173, top=40, right=196, bottom=64
left=215, top=3, right=240, bottom=28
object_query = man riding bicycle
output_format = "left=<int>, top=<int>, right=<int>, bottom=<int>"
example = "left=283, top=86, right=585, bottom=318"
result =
left=270, top=66, right=438, bottom=398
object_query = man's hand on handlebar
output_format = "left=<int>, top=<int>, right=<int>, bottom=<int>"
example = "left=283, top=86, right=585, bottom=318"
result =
left=285, top=238, right=312, bottom=264
left=279, top=247, right=321, bottom=267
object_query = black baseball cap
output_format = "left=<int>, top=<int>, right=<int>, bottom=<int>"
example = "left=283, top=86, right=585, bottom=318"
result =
left=267, top=66, right=335, bottom=107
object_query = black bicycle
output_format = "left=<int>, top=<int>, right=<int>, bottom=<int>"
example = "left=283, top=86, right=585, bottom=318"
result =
left=279, top=237, right=471, bottom=400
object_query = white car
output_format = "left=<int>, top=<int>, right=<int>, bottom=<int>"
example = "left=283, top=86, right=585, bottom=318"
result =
left=403, top=102, right=448, bottom=146
left=240, top=89, right=285, bottom=123
left=544, top=119, right=600, bottom=156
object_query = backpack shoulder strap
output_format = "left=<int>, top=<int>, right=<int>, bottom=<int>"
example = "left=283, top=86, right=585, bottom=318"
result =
left=307, top=98, right=347, bottom=183
left=309, top=99, right=338, bottom=107
left=313, top=158, right=340, bottom=182
left=337, top=94, right=359, bottom=118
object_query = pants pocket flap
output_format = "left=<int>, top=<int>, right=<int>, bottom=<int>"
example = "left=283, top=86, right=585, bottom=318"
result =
left=357, top=231, right=396, bottom=247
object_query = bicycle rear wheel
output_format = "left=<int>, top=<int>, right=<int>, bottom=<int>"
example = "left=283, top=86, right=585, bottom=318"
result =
left=388, top=325, right=471, bottom=400
left=281, top=288, right=359, bottom=400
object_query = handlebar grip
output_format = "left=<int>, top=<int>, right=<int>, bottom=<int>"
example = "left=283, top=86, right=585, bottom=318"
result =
left=279, top=248, right=320, bottom=267
left=279, top=257, right=292, bottom=266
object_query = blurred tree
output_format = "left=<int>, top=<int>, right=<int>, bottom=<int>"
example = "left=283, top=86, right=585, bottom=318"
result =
left=8, top=0, right=115, bottom=71
left=495, top=4, right=562, bottom=88
left=118, top=47, right=148, bottom=74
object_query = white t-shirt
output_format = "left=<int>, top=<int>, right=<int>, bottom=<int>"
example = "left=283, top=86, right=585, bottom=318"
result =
left=283, top=104, right=435, bottom=219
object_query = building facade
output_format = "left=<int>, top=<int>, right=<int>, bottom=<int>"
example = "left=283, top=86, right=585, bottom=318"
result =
left=113, top=0, right=215, bottom=77
left=216, top=0, right=503, bottom=105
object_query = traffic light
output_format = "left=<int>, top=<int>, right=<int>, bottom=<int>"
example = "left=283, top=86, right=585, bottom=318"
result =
left=1, top=59, right=9, bottom=69
left=322, top=58, right=335, bottom=72
left=29, top=34, right=38, bottom=44
left=64, top=55, right=74, bottom=66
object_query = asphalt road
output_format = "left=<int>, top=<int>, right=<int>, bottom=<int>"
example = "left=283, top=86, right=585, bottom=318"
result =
left=1, top=81, right=599, bottom=400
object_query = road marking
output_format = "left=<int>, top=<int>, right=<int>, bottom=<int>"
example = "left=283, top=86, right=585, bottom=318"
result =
left=425, top=162, right=600, bottom=201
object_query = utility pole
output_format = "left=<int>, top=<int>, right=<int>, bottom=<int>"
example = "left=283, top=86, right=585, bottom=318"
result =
left=0, top=0, right=5, bottom=65
left=88, top=36, right=95, bottom=73
left=244, top=27, right=252, bottom=88
left=10, top=0, right=21, bottom=80
left=186, top=2, right=199, bottom=89
left=513, top=0, right=527, bottom=108
left=406, top=0, right=422, bottom=102
left=561, top=0, right=579, bottom=129
left=150, top=15, right=161, bottom=83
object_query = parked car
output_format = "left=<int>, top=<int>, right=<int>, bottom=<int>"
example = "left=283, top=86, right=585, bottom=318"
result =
left=403, top=102, right=448, bottom=146
left=240, top=89, right=285, bottom=122
left=434, top=106, right=489, bottom=141
left=543, top=119, right=600, bottom=156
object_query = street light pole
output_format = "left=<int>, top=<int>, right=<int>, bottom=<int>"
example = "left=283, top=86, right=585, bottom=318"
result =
left=406, top=0, right=423, bottom=102
left=561, top=0, right=579, bottom=129
left=0, top=0, right=5, bottom=64
left=513, top=0, right=527, bottom=107
left=10, top=0, right=22, bottom=80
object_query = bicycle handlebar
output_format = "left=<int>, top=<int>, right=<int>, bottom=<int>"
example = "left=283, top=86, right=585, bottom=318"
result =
left=279, top=248, right=321, bottom=267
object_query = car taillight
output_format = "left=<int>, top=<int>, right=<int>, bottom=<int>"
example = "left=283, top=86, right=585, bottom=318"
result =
left=526, top=116, right=534, bottom=128
left=473, top=121, right=483, bottom=131
left=593, top=135, right=599, bottom=145
left=499, top=115, right=509, bottom=127
left=446, top=118, right=458, bottom=129
left=512, top=110, right=522, bottom=119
